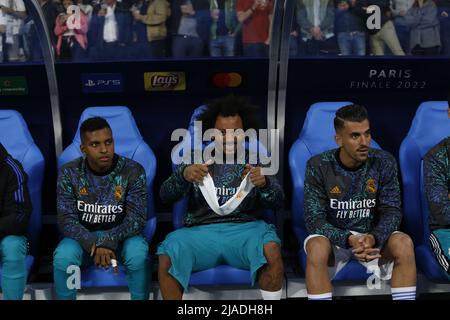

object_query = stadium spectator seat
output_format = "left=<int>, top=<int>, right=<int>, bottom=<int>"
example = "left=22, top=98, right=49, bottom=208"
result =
left=57, top=106, right=157, bottom=287
left=289, top=102, right=381, bottom=280
left=399, top=101, right=450, bottom=283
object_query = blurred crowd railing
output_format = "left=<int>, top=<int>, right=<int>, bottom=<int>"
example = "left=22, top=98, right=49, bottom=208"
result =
left=0, top=0, right=449, bottom=63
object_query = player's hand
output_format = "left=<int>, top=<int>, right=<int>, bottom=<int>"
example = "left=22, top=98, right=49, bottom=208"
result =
left=245, top=165, right=266, bottom=188
left=358, top=234, right=376, bottom=249
left=350, top=234, right=381, bottom=262
left=348, top=234, right=363, bottom=249
left=183, top=163, right=209, bottom=183
left=442, top=11, right=449, bottom=18
left=353, top=247, right=381, bottom=262
left=241, top=164, right=252, bottom=180
left=95, top=247, right=116, bottom=270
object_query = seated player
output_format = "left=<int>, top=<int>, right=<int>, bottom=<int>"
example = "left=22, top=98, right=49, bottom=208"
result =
left=303, top=104, right=416, bottom=300
left=0, top=143, right=32, bottom=300
left=53, top=117, right=150, bottom=300
left=424, top=102, right=449, bottom=279
left=158, top=95, right=285, bottom=300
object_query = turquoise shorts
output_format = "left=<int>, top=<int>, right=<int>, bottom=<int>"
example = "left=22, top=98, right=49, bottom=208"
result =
left=156, top=220, right=281, bottom=291
left=430, top=228, right=450, bottom=279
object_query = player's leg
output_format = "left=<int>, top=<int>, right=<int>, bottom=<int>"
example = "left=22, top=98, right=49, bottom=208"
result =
left=222, top=221, right=284, bottom=300
left=380, top=232, right=416, bottom=300
left=158, top=254, right=183, bottom=300
left=120, top=235, right=150, bottom=300
left=53, top=238, right=85, bottom=300
left=429, top=229, right=450, bottom=279
left=157, top=225, right=222, bottom=300
left=257, top=241, right=284, bottom=299
left=0, top=235, right=28, bottom=300
left=305, top=235, right=333, bottom=300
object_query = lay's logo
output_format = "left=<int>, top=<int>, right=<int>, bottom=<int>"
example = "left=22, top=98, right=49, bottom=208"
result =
left=144, top=72, right=186, bottom=91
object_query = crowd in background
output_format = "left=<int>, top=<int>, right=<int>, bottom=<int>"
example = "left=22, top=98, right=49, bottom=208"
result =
left=0, top=0, right=449, bottom=62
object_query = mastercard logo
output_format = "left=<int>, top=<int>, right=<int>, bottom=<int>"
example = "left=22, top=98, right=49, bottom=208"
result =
left=212, top=72, right=242, bottom=88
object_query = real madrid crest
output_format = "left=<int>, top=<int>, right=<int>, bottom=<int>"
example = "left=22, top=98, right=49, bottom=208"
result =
left=114, top=185, right=123, bottom=201
left=366, top=178, right=376, bottom=193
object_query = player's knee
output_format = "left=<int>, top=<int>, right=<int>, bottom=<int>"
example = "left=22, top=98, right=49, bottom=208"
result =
left=0, top=236, right=26, bottom=261
left=158, top=255, right=172, bottom=274
left=389, top=233, right=415, bottom=261
left=125, top=249, right=149, bottom=271
left=306, top=237, right=331, bottom=266
left=53, top=241, right=82, bottom=271
left=263, top=242, right=282, bottom=262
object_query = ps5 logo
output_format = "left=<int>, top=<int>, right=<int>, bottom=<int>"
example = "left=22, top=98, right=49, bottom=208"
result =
left=81, top=73, right=123, bottom=93
left=84, top=79, right=121, bottom=87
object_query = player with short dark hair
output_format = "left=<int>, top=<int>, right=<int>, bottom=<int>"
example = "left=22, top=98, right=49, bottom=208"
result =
left=53, top=117, right=150, bottom=300
left=303, top=104, right=417, bottom=300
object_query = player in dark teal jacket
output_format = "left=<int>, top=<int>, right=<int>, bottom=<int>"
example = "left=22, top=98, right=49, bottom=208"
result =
left=0, top=143, right=32, bottom=300
left=157, top=95, right=285, bottom=300
left=53, top=117, right=150, bottom=300
left=424, top=125, right=449, bottom=278
left=303, top=104, right=416, bottom=300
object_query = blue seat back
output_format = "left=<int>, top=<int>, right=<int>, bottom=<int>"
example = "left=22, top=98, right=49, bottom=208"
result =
left=58, top=106, right=157, bottom=241
left=0, top=110, right=44, bottom=256
left=399, top=101, right=450, bottom=247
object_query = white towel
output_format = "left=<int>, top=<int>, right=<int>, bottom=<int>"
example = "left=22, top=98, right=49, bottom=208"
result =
left=198, top=171, right=254, bottom=216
